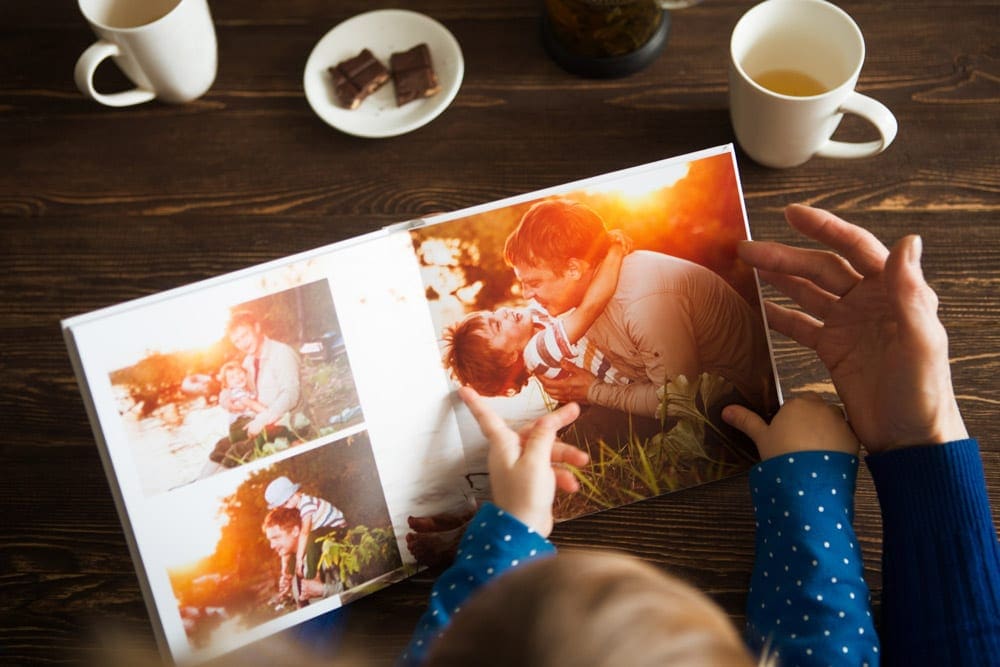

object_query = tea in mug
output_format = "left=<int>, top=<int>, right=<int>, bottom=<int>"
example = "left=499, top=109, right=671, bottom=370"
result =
left=752, top=69, right=828, bottom=96
left=101, top=0, right=180, bottom=28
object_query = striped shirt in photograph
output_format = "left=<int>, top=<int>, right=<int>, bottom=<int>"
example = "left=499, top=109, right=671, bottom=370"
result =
left=522, top=310, right=631, bottom=386
left=299, top=493, right=347, bottom=530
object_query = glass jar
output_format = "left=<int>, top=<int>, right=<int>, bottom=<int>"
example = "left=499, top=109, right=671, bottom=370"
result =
left=541, top=0, right=673, bottom=77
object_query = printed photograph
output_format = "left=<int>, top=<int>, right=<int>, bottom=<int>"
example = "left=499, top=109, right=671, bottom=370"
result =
left=109, top=279, right=364, bottom=495
left=411, top=151, right=780, bottom=520
left=163, top=431, right=403, bottom=651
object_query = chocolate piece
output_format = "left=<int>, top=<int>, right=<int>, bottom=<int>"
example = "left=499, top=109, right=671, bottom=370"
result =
left=390, top=44, right=441, bottom=106
left=329, top=48, right=390, bottom=110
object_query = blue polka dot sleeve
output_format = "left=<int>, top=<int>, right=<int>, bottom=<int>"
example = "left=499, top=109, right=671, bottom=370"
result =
left=746, top=452, right=879, bottom=666
left=397, top=503, right=555, bottom=666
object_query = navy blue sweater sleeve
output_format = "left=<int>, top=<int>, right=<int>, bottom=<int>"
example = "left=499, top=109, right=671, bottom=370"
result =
left=867, top=438, right=1000, bottom=665
left=397, top=503, right=556, bottom=666
left=747, top=451, right=879, bottom=666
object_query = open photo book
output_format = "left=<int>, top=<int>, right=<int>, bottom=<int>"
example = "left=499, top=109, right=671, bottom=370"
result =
left=62, top=144, right=781, bottom=665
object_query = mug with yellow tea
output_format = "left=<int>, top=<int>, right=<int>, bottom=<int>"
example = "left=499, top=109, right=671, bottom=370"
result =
left=728, top=0, right=897, bottom=168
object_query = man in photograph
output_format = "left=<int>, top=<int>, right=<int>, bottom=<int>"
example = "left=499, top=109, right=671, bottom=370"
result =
left=225, top=311, right=301, bottom=436
left=262, top=506, right=343, bottom=607
left=503, top=198, right=774, bottom=420
left=200, top=311, right=302, bottom=476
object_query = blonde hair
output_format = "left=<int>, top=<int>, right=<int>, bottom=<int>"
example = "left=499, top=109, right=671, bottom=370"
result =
left=426, top=550, right=762, bottom=667
left=217, top=360, right=247, bottom=386
left=85, top=624, right=368, bottom=667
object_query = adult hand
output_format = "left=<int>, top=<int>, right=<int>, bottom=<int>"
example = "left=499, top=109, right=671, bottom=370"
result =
left=278, top=572, right=292, bottom=596
left=245, top=414, right=268, bottom=437
left=459, top=386, right=588, bottom=537
left=297, top=577, right=326, bottom=602
left=723, top=393, right=859, bottom=460
left=405, top=507, right=478, bottom=568
left=538, top=364, right=596, bottom=404
left=739, top=204, right=967, bottom=453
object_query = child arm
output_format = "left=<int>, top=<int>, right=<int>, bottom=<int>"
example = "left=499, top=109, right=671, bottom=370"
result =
left=559, top=232, right=630, bottom=344
left=218, top=389, right=238, bottom=413
left=276, top=552, right=292, bottom=595
left=245, top=397, right=268, bottom=414
left=399, top=388, right=589, bottom=666
left=295, top=513, right=314, bottom=578
left=725, top=395, right=879, bottom=664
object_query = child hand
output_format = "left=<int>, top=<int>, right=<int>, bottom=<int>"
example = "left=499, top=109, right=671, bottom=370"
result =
left=607, top=229, right=634, bottom=254
left=459, top=386, right=588, bottom=537
left=722, top=393, right=859, bottom=461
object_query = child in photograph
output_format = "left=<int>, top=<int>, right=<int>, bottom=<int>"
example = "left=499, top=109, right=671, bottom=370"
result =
left=443, top=230, right=632, bottom=397
left=399, top=205, right=1000, bottom=666
left=218, top=360, right=268, bottom=441
left=200, top=357, right=297, bottom=476
left=264, top=476, right=348, bottom=582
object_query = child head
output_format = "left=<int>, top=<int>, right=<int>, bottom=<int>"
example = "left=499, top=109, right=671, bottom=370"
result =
left=425, top=550, right=760, bottom=667
left=219, top=360, right=249, bottom=390
left=442, top=307, right=536, bottom=397
left=264, top=476, right=302, bottom=510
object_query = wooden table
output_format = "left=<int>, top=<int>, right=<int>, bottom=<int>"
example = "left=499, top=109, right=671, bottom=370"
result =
left=2, top=1, right=998, bottom=664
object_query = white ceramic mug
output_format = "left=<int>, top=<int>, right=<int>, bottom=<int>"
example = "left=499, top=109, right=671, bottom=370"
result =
left=75, top=0, right=217, bottom=107
left=728, top=0, right=897, bottom=168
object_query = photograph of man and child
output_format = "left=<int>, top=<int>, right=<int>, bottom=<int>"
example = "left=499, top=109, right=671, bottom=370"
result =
left=168, top=433, right=402, bottom=649
left=411, top=150, right=779, bottom=521
left=109, top=278, right=365, bottom=495
left=103, top=279, right=404, bottom=652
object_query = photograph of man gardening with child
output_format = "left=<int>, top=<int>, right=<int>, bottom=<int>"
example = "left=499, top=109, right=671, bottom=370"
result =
left=108, top=279, right=364, bottom=496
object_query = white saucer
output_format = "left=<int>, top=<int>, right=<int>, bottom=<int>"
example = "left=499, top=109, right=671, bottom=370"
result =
left=303, top=10, right=464, bottom=138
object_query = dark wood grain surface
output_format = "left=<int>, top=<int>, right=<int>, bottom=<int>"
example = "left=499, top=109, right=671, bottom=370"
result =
left=2, top=1, right=998, bottom=664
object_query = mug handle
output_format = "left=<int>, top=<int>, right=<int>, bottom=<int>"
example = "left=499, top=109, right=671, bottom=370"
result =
left=816, top=92, right=898, bottom=160
left=74, top=41, right=157, bottom=107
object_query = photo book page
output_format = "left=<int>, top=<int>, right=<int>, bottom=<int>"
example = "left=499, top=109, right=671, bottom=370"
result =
left=62, top=143, right=780, bottom=664
left=411, top=143, right=780, bottom=519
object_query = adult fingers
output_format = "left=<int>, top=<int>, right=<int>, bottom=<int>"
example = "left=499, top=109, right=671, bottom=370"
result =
left=884, top=235, right=942, bottom=346
left=784, top=204, right=889, bottom=278
left=721, top=404, right=769, bottom=444
left=740, top=240, right=862, bottom=297
left=763, top=301, right=822, bottom=350
left=757, top=269, right=841, bottom=320
left=458, top=386, right=519, bottom=465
